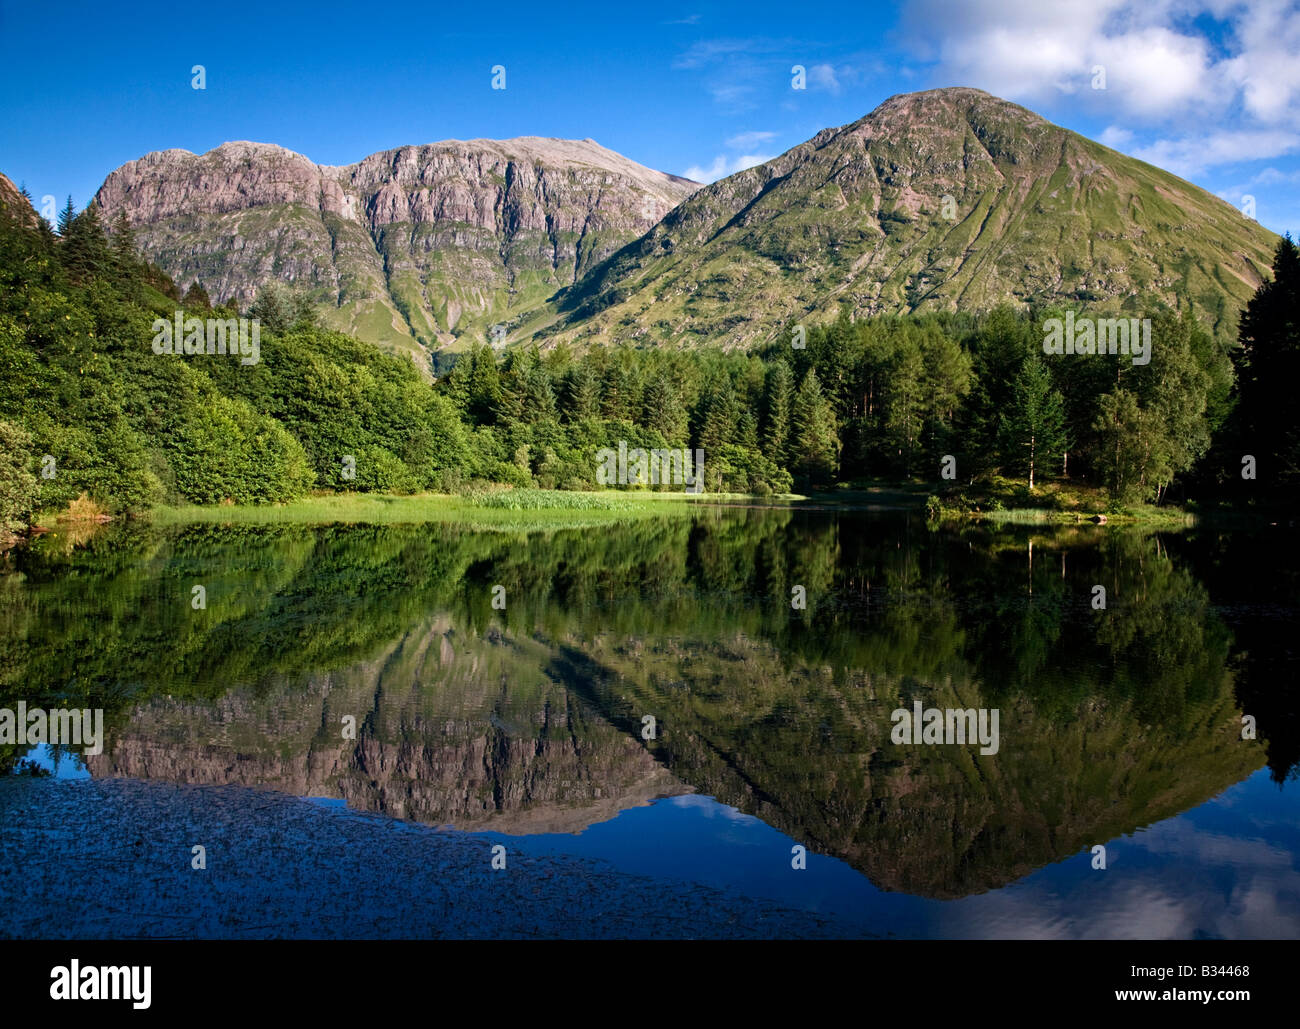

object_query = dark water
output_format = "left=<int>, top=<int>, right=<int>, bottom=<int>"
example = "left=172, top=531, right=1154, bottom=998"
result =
left=2, top=508, right=1298, bottom=938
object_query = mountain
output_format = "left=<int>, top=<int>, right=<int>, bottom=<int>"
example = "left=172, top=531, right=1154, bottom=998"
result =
left=93, top=138, right=699, bottom=367
left=536, top=87, right=1279, bottom=349
left=95, top=88, right=1281, bottom=363
left=0, top=173, right=40, bottom=230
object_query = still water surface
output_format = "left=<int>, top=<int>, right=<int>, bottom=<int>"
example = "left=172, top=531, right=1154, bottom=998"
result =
left=2, top=508, right=1297, bottom=937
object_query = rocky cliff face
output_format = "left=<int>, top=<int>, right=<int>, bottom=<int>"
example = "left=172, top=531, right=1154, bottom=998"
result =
left=94, top=138, right=699, bottom=367
left=0, top=173, right=39, bottom=228
left=540, top=87, right=1279, bottom=349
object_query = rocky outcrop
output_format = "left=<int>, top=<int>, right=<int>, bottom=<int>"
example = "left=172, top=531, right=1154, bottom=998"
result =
left=93, top=139, right=699, bottom=366
left=0, top=173, right=40, bottom=228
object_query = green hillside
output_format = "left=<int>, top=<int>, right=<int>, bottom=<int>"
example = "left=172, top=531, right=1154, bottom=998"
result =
left=539, top=88, right=1280, bottom=350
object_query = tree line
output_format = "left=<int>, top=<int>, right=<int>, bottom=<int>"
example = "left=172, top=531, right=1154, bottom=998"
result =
left=1, top=187, right=1297, bottom=531
left=437, top=230, right=1297, bottom=507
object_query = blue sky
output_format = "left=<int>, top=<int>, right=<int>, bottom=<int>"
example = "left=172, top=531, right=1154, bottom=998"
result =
left=2, top=0, right=1297, bottom=237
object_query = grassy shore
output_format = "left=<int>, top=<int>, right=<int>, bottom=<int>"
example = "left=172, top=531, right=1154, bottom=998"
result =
left=148, top=489, right=706, bottom=531
left=927, top=476, right=1196, bottom=528
left=26, top=479, right=1198, bottom=536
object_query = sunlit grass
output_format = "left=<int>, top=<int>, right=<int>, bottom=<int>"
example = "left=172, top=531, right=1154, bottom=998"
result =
left=149, top=490, right=700, bottom=530
left=930, top=475, right=1197, bottom=527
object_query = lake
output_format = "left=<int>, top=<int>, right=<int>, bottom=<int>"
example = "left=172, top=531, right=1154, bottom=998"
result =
left=2, top=507, right=1297, bottom=938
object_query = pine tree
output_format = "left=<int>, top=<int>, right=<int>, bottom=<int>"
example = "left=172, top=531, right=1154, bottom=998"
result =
left=696, top=375, right=738, bottom=453
left=466, top=345, right=502, bottom=424
left=111, top=210, right=138, bottom=273
left=521, top=357, right=557, bottom=423
left=56, top=196, right=75, bottom=237
left=499, top=347, right=555, bottom=424
left=562, top=362, right=600, bottom=422
left=763, top=360, right=794, bottom=467
left=641, top=373, right=686, bottom=441
left=182, top=281, right=212, bottom=310
left=735, top=409, right=759, bottom=449
left=997, top=356, right=1069, bottom=490
left=600, top=356, right=638, bottom=421
left=60, top=204, right=110, bottom=281
left=35, top=215, right=57, bottom=251
left=791, top=368, right=839, bottom=484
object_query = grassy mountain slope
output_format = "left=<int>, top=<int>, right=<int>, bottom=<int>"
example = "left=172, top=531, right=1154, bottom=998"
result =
left=538, top=87, right=1280, bottom=349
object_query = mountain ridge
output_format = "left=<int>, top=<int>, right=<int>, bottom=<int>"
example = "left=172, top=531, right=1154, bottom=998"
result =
left=94, top=136, right=701, bottom=368
left=91, top=87, right=1281, bottom=362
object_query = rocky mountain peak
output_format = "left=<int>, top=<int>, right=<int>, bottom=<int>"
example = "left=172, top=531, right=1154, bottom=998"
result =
left=94, top=137, right=700, bottom=369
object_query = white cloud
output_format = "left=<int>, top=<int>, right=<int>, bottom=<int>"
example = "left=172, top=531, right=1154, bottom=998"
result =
left=1216, top=0, right=1300, bottom=123
left=898, top=0, right=1300, bottom=176
left=707, top=83, right=755, bottom=107
left=1092, top=27, right=1212, bottom=117
left=683, top=152, right=776, bottom=183
left=672, top=37, right=791, bottom=113
left=901, top=1, right=1221, bottom=118
left=808, top=63, right=841, bottom=94
left=902, top=1, right=1300, bottom=126
left=1246, top=166, right=1300, bottom=186
left=936, top=805, right=1300, bottom=940
left=671, top=38, right=760, bottom=71
left=725, top=130, right=777, bottom=149
left=1130, top=129, right=1300, bottom=177
left=1098, top=125, right=1134, bottom=150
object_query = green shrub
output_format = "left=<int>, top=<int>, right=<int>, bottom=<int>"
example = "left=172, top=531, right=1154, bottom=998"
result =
left=0, top=420, right=37, bottom=528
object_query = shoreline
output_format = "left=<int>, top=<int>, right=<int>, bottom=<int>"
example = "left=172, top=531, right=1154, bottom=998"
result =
left=10, top=483, right=1292, bottom=541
